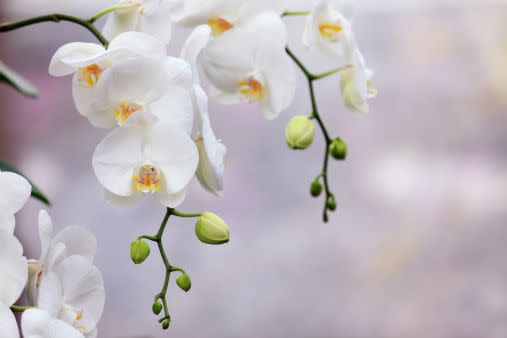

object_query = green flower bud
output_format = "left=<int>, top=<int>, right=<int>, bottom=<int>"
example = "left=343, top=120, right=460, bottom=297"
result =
left=285, top=115, right=315, bottom=150
left=152, top=300, right=162, bottom=315
left=310, top=180, right=323, bottom=197
left=329, top=138, right=347, bottom=160
left=326, top=196, right=337, bottom=211
left=162, top=318, right=170, bottom=330
left=130, top=239, right=150, bottom=264
left=176, top=274, right=192, bottom=292
left=195, top=212, right=230, bottom=245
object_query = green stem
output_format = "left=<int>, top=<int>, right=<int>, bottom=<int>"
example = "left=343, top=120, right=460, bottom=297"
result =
left=282, top=11, right=311, bottom=17
left=139, top=208, right=174, bottom=324
left=0, top=14, right=109, bottom=47
left=285, top=46, right=337, bottom=222
left=313, top=64, right=353, bottom=80
left=137, top=208, right=194, bottom=327
left=172, top=210, right=202, bottom=218
left=88, top=4, right=134, bottom=24
left=10, top=305, right=31, bottom=313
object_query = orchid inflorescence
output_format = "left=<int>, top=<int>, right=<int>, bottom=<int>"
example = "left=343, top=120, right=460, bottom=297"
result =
left=0, top=0, right=376, bottom=335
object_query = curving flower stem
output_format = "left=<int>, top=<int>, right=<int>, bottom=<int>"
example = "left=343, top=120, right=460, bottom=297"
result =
left=285, top=47, right=351, bottom=222
left=138, top=208, right=195, bottom=328
left=0, top=13, right=109, bottom=47
left=88, top=4, right=134, bottom=24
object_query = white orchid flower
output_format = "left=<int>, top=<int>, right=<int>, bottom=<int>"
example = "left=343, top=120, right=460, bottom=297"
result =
left=86, top=56, right=192, bottom=128
left=0, top=170, right=31, bottom=234
left=93, top=116, right=199, bottom=207
left=26, top=210, right=97, bottom=307
left=303, top=0, right=355, bottom=57
left=49, top=32, right=166, bottom=120
left=23, top=256, right=104, bottom=338
left=201, top=13, right=295, bottom=119
left=103, top=0, right=178, bottom=44
left=340, top=48, right=377, bottom=113
left=0, top=230, right=28, bottom=338
left=181, top=25, right=226, bottom=195
left=172, top=0, right=287, bottom=38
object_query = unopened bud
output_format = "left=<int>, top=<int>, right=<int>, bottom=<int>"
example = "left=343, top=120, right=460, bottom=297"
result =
left=162, top=318, right=170, bottom=330
left=310, top=180, right=323, bottom=197
left=326, top=196, right=337, bottom=211
left=176, top=274, right=192, bottom=292
left=329, top=138, right=347, bottom=160
left=195, top=212, right=230, bottom=245
left=285, top=115, right=315, bottom=150
left=130, top=239, right=150, bottom=264
left=152, top=300, right=163, bottom=315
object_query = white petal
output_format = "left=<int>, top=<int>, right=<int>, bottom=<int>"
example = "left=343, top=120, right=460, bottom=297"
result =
left=0, top=304, right=20, bottom=338
left=135, top=1, right=173, bottom=44
left=150, top=85, right=194, bottom=135
left=237, top=12, right=288, bottom=48
left=0, top=230, right=27, bottom=306
left=22, top=308, right=84, bottom=338
left=193, top=84, right=225, bottom=195
left=44, top=242, right=67, bottom=275
left=201, top=59, right=248, bottom=102
left=107, top=31, right=167, bottom=60
left=38, top=210, right=54, bottom=264
left=97, top=57, right=169, bottom=104
left=257, top=47, right=296, bottom=119
left=55, top=256, right=105, bottom=330
left=92, top=126, right=145, bottom=196
left=104, top=189, right=143, bottom=206
left=71, top=74, right=97, bottom=118
left=53, top=226, right=97, bottom=263
left=180, top=24, right=211, bottom=83
left=0, top=211, right=15, bottom=234
left=0, top=171, right=31, bottom=216
left=102, top=6, right=139, bottom=42
left=155, top=186, right=188, bottom=208
left=145, top=124, right=199, bottom=194
left=162, top=57, right=193, bottom=89
left=196, top=115, right=226, bottom=196
left=49, top=43, right=105, bottom=76
left=38, top=272, right=64, bottom=318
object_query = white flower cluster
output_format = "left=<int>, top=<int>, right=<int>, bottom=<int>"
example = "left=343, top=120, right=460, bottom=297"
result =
left=0, top=171, right=104, bottom=338
left=48, top=0, right=374, bottom=209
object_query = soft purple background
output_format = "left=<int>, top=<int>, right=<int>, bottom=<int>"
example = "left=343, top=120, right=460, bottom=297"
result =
left=2, top=0, right=507, bottom=337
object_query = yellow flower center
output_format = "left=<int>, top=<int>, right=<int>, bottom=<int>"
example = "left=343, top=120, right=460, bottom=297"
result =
left=319, top=23, right=343, bottom=41
left=77, top=64, right=103, bottom=87
left=133, top=164, right=161, bottom=193
left=208, top=17, right=233, bottom=36
left=239, top=77, right=265, bottom=102
left=114, top=102, right=143, bottom=126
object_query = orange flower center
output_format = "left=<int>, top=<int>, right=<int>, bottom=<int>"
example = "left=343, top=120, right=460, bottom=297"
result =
left=208, top=17, right=234, bottom=36
left=114, top=102, right=143, bottom=126
left=133, top=164, right=161, bottom=193
left=78, top=64, right=103, bottom=87
left=239, top=77, right=265, bottom=102
left=319, top=23, right=343, bottom=41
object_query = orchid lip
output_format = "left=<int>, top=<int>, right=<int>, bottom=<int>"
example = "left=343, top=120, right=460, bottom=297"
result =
left=133, top=164, right=162, bottom=193
left=208, top=17, right=234, bottom=36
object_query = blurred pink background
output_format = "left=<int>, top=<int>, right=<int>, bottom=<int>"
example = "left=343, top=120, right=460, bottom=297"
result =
left=2, top=0, right=507, bottom=337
